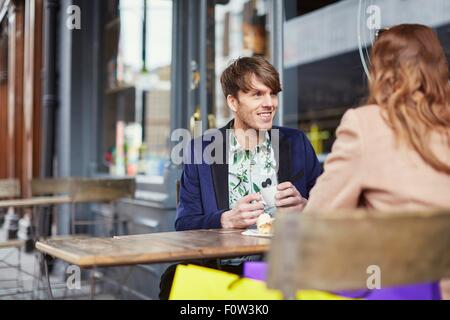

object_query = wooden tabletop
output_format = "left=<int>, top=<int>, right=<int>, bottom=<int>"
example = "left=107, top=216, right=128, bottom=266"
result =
left=35, top=229, right=271, bottom=268
left=0, top=195, right=73, bottom=208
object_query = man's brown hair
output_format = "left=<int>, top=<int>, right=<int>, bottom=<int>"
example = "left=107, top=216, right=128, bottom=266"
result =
left=220, top=56, right=282, bottom=99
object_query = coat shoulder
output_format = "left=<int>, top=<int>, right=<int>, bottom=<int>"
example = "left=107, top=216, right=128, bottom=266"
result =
left=351, top=104, right=383, bottom=121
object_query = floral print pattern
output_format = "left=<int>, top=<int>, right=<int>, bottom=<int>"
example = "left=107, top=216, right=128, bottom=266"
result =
left=228, top=130, right=278, bottom=211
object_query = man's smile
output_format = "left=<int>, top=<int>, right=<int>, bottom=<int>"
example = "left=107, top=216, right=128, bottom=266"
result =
left=257, top=111, right=273, bottom=121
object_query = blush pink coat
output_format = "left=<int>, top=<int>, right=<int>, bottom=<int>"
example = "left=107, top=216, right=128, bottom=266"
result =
left=305, top=104, right=450, bottom=211
left=304, top=104, right=450, bottom=299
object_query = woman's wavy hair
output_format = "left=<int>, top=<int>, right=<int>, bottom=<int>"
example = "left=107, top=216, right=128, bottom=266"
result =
left=367, top=24, right=450, bottom=174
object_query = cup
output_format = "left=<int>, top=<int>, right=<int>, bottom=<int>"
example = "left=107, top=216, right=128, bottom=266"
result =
left=260, top=185, right=278, bottom=208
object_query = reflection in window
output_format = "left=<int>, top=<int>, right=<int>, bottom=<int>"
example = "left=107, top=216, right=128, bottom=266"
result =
left=142, top=0, right=172, bottom=177
left=283, top=0, right=450, bottom=162
left=102, top=0, right=172, bottom=177
left=213, top=0, right=271, bottom=128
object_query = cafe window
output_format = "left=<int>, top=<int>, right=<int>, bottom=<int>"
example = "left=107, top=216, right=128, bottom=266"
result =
left=101, top=0, right=172, bottom=177
left=211, top=0, right=272, bottom=128
left=283, top=0, right=450, bottom=162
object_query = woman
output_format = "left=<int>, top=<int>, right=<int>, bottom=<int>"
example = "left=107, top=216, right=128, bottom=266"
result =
left=304, top=24, right=450, bottom=298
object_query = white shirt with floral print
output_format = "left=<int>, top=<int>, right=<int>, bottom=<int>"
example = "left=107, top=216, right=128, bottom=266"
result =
left=221, top=128, right=277, bottom=266
left=228, top=129, right=278, bottom=214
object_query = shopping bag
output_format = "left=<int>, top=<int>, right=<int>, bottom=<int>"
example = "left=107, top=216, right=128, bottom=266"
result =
left=170, top=264, right=282, bottom=300
left=244, top=262, right=442, bottom=300
left=169, top=264, right=350, bottom=300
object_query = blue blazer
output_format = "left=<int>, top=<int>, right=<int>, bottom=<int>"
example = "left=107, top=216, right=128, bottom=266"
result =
left=175, top=121, right=323, bottom=231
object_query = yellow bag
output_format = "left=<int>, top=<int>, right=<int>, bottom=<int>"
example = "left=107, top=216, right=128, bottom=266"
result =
left=169, top=264, right=352, bottom=300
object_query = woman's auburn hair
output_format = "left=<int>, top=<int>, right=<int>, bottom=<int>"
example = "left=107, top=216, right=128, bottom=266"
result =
left=367, top=24, right=450, bottom=174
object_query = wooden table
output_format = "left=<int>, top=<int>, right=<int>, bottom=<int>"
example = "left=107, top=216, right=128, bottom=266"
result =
left=35, top=229, right=270, bottom=299
left=0, top=195, right=73, bottom=208
left=36, top=229, right=271, bottom=268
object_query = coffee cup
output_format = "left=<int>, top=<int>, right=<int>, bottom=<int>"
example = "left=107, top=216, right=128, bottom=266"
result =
left=260, top=185, right=278, bottom=208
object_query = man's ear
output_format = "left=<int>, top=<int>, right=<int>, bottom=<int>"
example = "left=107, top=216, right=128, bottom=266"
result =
left=227, top=95, right=238, bottom=113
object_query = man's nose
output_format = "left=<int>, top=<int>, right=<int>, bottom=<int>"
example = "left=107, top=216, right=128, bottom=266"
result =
left=262, top=93, right=273, bottom=107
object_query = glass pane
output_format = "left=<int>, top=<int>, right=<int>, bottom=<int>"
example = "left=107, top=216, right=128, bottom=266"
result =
left=283, top=0, right=450, bottom=163
left=142, top=0, right=172, bottom=176
left=119, top=0, right=144, bottom=77
left=212, top=0, right=272, bottom=128
left=101, top=0, right=172, bottom=177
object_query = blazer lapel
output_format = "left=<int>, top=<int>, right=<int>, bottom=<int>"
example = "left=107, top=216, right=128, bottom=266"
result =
left=272, top=128, right=292, bottom=183
left=211, top=121, right=232, bottom=211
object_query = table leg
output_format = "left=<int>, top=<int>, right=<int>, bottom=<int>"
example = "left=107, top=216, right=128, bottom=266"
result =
left=40, top=253, right=54, bottom=300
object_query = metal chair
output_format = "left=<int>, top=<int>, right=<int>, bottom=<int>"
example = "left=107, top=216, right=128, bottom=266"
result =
left=70, top=178, right=135, bottom=236
left=31, top=177, right=135, bottom=236
left=267, top=209, right=450, bottom=299
left=29, top=178, right=74, bottom=240
left=31, top=177, right=135, bottom=299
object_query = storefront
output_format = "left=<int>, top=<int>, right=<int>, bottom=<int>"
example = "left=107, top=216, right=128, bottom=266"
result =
left=57, top=1, right=450, bottom=298
left=0, top=0, right=449, bottom=299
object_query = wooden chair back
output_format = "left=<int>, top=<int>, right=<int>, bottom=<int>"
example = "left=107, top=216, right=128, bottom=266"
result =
left=0, top=179, right=20, bottom=199
left=31, top=177, right=136, bottom=203
left=267, top=210, right=450, bottom=297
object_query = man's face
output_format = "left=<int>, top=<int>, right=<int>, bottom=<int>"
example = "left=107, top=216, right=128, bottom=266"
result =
left=229, top=74, right=279, bottom=131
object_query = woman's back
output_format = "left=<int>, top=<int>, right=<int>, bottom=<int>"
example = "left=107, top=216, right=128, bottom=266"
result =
left=305, top=104, right=450, bottom=212
left=361, top=105, right=449, bottom=210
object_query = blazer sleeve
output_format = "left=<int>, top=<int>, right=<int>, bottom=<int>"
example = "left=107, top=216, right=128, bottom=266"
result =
left=301, top=131, right=324, bottom=198
left=304, top=109, right=364, bottom=211
left=175, top=142, right=225, bottom=231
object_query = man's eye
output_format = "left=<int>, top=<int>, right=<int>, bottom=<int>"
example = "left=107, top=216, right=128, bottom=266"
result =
left=254, top=91, right=262, bottom=96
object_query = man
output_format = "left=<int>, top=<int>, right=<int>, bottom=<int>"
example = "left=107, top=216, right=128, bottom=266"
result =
left=159, top=56, right=322, bottom=299
left=176, top=56, right=322, bottom=231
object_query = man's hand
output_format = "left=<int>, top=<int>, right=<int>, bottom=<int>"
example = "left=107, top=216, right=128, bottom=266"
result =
left=221, top=194, right=264, bottom=229
left=275, top=182, right=307, bottom=211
